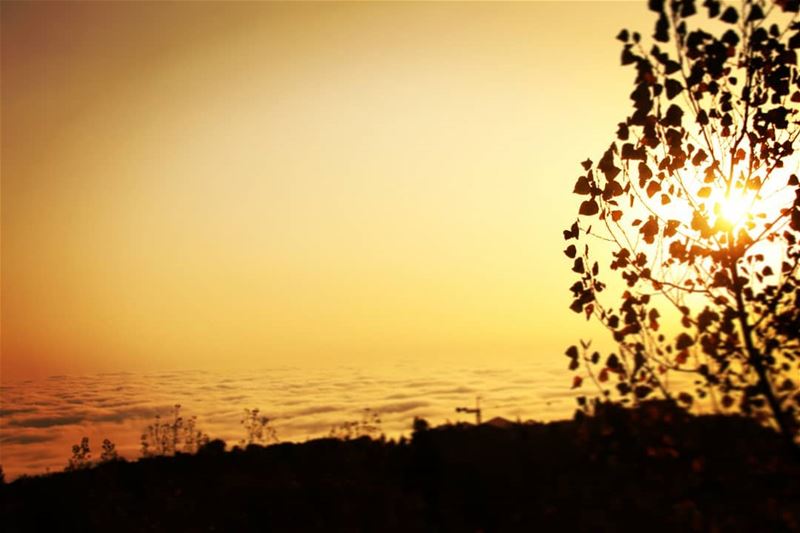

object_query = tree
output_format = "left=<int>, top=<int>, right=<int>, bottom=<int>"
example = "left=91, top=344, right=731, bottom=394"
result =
left=564, top=0, right=800, bottom=449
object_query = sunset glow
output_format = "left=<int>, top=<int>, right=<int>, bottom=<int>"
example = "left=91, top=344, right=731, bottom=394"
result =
left=1, top=1, right=656, bottom=477
left=1, top=1, right=654, bottom=382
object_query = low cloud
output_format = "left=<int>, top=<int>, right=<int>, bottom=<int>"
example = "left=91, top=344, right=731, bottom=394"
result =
left=0, top=432, right=59, bottom=445
left=9, top=415, right=86, bottom=428
left=376, top=401, right=429, bottom=414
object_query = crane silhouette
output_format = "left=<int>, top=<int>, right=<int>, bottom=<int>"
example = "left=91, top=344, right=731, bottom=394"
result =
left=455, top=396, right=482, bottom=425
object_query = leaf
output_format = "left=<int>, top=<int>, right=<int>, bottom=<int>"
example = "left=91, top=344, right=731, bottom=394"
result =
left=697, top=187, right=711, bottom=198
left=563, top=221, right=579, bottom=240
left=574, top=176, right=592, bottom=195
left=705, top=0, right=721, bottom=18
left=621, top=143, right=645, bottom=160
left=663, top=219, right=680, bottom=237
left=571, top=376, right=583, bottom=389
left=639, top=162, right=653, bottom=181
left=564, top=244, right=577, bottom=258
left=640, top=217, right=659, bottom=244
left=790, top=31, right=800, bottom=49
left=720, top=6, right=738, bottom=23
left=603, top=180, right=624, bottom=199
left=676, top=332, right=694, bottom=350
left=691, top=149, right=707, bottom=166
left=598, top=148, right=621, bottom=180
left=747, top=4, right=764, bottom=21
left=616, top=29, right=630, bottom=42
left=721, top=29, right=739, bottom=46
left=712, top=271, right=730, bottom=288
left=680, top=0, right=696, bottom=17
left=579, top=199, right=599, bottom=216
left=665, top=78, right=683, bottom=99
left=646, top=181, right=660, bottom=198
left=598, top=368, right=609, bottom=382
left=662, top=104, right=683, bottom=127
left=654, top=12, right=669, bottom=42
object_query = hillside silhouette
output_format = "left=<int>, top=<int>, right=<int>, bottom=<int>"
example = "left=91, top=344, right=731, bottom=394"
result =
left=2, top=402, right=799, bottom=532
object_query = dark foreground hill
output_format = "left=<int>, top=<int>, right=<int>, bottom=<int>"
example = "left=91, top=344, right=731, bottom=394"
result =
left=2, top=403, right=799, bottom=532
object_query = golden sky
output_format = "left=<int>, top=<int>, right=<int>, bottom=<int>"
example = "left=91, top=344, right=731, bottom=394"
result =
left=1, top=1, right=651, bottom=380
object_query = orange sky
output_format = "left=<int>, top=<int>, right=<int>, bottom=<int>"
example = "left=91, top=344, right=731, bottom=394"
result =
left=1, top=1, right=651, bottom=380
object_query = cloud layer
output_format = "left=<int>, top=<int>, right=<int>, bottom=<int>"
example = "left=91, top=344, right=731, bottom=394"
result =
left=0, top=360, right=579, bottom=479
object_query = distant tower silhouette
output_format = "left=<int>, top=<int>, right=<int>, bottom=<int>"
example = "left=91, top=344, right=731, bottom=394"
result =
left=456, top=396, right=482, bottom=425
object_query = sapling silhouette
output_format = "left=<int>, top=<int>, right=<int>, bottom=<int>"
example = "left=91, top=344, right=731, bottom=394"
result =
left=240, top=408, right=279, bottom=447
left=329, top=408, right=383, bottom=440
left=564, top=0, right=800, bottom=448
left=140, top=404, right=209, bottom=457
left=65, top=437, right=91, bottom=471
left=100, top=439, right=118, bottom=462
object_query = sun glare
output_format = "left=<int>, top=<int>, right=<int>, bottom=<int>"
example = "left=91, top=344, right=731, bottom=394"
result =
left=715, top=189, right=755, bottom=226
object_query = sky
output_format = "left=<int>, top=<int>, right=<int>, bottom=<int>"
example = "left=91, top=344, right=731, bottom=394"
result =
left=1, top=1, right=653, bottom=381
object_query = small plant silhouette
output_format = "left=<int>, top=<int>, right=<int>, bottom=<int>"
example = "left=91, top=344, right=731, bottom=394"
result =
left=240, top=408, right=279, bottom=447
left=182, top=413, right=211, bottom=454
left=66, top=437, right=91, bottom=471
left=140, top=404, right=209, bottom=457
left=100, top=438, right=118, bottom=462
left=329, top=408, right=382, bottom=440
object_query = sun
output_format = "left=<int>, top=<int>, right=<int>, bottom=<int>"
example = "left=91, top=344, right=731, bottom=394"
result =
left=714, top=189, right=755, bottom=227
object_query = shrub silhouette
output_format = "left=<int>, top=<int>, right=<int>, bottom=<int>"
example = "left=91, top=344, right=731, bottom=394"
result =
left=240, top=408, right=279, bottom=447
left=100, top=439, right=119, bottom=463
left=329, top=408, right=383, bottom=440
left=140, top=404, right=209, bottom=457
left=65, top=437, right=92, bottom=471
left=64, top=437, right=120, bottom=471
left=564, top=0, right=800, bottom=449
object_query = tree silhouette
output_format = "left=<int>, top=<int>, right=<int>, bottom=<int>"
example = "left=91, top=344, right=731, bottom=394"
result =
left=565, top=0, right=799, bottom=449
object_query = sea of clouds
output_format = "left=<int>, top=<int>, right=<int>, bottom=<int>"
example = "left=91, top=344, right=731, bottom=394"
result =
left=0, top=359, right=581, bottom=480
